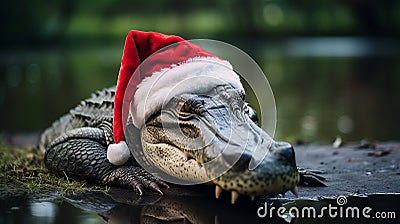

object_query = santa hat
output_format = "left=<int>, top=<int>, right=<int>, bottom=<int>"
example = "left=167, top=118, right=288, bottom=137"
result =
left=107, top=30, right=243, bottom=165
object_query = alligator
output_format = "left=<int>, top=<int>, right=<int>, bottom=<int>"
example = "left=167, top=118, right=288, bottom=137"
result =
left=39, top=85, right=324, bottom=204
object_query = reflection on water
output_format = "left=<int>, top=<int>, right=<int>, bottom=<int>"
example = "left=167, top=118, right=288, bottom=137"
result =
left=1, top=195, right=103, bottom=224
left=29, top=201, right=57, bottom=223
left=0, top=38, right=399, bottom=143
left=0, top=187, right=280, bottom=224
left=1, top=189, right=399, bottom=224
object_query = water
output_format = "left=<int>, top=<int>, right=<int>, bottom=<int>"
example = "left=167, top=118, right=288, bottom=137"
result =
left=268, top=55, right=400, bottom=143
left=1, top=194, right=103, bottom=224
left=1, top=191, right=398, bottom=224
left=1, top=37, right=398, bottom=143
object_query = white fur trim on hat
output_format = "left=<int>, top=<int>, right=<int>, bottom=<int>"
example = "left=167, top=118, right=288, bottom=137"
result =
left=131, top=57, right=243, bottom=128
left=107, top=141, right=130, bottom=165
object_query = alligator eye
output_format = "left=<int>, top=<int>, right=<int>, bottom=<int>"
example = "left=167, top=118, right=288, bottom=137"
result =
left=239, top=90, right=245, bottom=100
left=245, top=103, right=259, bottom=125
left=180, top=101, right=192, bottom=113
left=243, top=104, right=250, bottom=114
left=180, top=98, right=205, bottom=115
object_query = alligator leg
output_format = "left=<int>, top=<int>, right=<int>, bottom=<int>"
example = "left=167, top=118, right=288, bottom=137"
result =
left=44, top=126, right=167, bottom=195
left=297, top=167, right=327, bottom=187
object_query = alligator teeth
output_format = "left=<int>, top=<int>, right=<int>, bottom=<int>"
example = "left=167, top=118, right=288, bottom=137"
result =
left=291, top=186, right=299, bottom=198
left=215, top=185, right=222, bottom=199
left=231, top=191, right=239, bottom=204
left=214, top=215, right=219, bottom=224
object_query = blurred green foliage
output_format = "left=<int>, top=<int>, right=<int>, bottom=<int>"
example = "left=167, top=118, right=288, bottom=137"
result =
left=1, top=0, right=399, bottom=47
left=1, top=0, right=399, bottom=143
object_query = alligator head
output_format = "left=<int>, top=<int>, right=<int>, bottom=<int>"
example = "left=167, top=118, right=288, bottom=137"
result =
left=139, top=84, right=299, bottom=203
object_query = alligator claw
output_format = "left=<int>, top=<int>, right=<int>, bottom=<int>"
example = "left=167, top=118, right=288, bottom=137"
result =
left=304, top=169, right=327, bottom=176
left=133, top=184, right=144, bottom=196
left=298, top=167, right=327, bottom=187
left=157, top=180, right=170, bottom=189
left=149, top=182, right=164, bottom=195
left=104, top=166, right=169, bottom=195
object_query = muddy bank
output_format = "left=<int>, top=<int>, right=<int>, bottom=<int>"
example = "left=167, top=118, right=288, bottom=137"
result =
left=1, top=133, right=399, bottom=199
left=294, top=142, right=400, bottom=199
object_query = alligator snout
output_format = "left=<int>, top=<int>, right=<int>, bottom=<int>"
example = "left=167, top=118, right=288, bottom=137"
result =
left=219, top=142, right=296, bottom=172
left=211, top=138, right=299, bottom=203
left=271, top=141, right=297, bottom=165
left=222, top=151, right=252, bottom=172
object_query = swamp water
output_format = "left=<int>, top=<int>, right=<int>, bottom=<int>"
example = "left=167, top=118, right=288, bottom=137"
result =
left=1, top=190, right=399, bottom=223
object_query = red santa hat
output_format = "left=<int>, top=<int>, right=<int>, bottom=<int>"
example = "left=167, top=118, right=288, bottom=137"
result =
left=107, top=30, right=243, bottom=165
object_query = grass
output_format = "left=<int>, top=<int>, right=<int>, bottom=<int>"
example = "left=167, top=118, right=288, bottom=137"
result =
left=0, top=143, right=109, bottom=196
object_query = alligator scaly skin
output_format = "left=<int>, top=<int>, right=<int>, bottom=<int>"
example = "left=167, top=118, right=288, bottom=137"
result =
left=40, top=87, right=115, bottom=149
left=39, top=87, right=166, bottom=194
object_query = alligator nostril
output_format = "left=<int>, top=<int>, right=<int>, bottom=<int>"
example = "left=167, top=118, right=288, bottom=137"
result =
left=273, top=142, right=296, bottom=165
left=222, top=152, right=252, bottom=172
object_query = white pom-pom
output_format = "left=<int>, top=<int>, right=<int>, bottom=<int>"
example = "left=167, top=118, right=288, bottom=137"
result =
left=107, top=141, right=130, bottom=165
